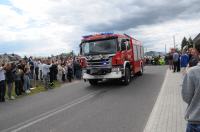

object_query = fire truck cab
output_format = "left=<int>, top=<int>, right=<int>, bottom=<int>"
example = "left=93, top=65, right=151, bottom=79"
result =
left=80, top=33, right=144, bottom=85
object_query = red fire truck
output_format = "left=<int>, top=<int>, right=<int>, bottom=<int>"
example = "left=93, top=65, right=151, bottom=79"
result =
left=80, top=33, right=144, bottom=85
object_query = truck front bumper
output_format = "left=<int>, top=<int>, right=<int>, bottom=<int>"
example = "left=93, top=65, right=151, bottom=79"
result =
left=83, top=71, right=122, bottom=79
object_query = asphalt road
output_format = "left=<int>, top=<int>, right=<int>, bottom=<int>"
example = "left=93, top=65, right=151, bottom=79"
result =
left=0, top=66, right=168, bottom=132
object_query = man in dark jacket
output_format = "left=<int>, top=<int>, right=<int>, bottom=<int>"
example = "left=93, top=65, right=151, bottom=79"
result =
left=13, top=64, right=23, bottom=96
left=49, top=61, right=58, bottom=86
left=67, top=65, right=73, bottom=82
left=189, top=49, right=199, bottom=67
left=5, top=63, right=15, bottom=100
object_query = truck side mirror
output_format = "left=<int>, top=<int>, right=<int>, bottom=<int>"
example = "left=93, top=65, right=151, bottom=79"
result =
left=121, top=40, right=126, bottom=51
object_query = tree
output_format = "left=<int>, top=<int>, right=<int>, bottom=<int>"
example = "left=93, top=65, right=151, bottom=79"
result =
left=188, top=37, right=194, bottom=48
left=181, top=37, right=189, bottom=50
left=23, top=56, right=28, bottom=61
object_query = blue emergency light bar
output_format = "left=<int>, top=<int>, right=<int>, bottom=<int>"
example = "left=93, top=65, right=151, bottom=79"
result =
left=100, top=32, right=114, bottom=35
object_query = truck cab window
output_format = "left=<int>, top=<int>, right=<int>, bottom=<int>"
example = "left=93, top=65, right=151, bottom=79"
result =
left=120, top=39, right=130, bottom=51
left=121, top=39, right=127, bottom=51
left=126, top=40, right=131, bottom=50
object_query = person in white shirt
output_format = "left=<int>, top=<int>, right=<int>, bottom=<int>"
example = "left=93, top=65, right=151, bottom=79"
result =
left=61, top=64, right=66, bottom=82
left=0, top=63, right=6, bottom=102
left=64, top=64, right=68, bottom=81
left=38, top=60, right=43, bottom=81
left=42, top=60, right=52, bottom=90
left=57, top=61, right=63, bottom=82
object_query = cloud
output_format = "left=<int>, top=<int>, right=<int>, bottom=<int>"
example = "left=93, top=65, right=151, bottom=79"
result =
left=86, top=0, right=200, bottom=32
left=0, top=0, right=200, bottom=56
left=127, top=19, right=200, bottom=52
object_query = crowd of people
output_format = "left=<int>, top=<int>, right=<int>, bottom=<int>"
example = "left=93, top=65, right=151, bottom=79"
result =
left=0, top=56, right=82, bottom=102
left=145, top=56, right=166, bottom=65
left=166, top=48, right=199, bottom=75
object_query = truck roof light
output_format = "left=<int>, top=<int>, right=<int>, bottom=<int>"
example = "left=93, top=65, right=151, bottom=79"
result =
left=82, top=32, right=114, bottom=39
left=100, top=32, right=114, bottom=35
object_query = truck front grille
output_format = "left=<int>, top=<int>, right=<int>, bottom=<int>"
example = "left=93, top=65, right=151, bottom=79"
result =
left=86, top=68, right=111, bottom=75
left=87, top=59, right=111, bottom=68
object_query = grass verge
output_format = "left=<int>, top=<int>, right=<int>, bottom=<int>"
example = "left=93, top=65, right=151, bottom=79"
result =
left=5, top=80, right=62, bottom=100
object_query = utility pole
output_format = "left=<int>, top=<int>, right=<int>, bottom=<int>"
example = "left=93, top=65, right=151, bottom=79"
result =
left=165, top=44, right=167, bottom=54
left=173, top=35, right=176, bottom=49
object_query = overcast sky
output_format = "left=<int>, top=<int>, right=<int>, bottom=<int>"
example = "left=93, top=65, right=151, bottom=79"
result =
left=0, top=0, right=200, bottom=56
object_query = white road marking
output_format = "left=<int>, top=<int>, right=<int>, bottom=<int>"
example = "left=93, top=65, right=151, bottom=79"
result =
left=2, top=91, right=101, bottom=132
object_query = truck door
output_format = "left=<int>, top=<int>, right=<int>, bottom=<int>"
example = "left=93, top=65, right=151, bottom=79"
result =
left=125, top=39, right=133, bottom=62
left=120, top=39, right=133, bottom=62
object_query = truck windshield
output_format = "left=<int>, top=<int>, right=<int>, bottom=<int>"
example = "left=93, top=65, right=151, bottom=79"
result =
left=81, top=39, right=117, bottom=55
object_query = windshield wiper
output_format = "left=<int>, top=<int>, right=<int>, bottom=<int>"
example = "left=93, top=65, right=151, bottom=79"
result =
left=95, top=51, right=112, bottom=54
left=86, top=51, right=99, bottom=55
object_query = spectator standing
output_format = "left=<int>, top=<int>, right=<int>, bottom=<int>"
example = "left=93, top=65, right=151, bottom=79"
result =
left=180, top=51, right=189, bottom=76
left=64, top=64, right=68, bottom=81
left=74, top=60, right=78, bottom=79
left=0, top=63, right=6, bottom=102
left=57, top=63, right=63, bottom=82
left=168, top=52, right=174, bottom=70
left=67, top=63, right=73, bottom=82
left=188, top=48, right=193, bottom=61
left=173, top=51, right=179, bottom=72
left=49, top=61, right=54, bottom=85
left=23, top=65, right=31, bottom=94
left=53, top=62, right=58, bottom=81
left=5, top=63, right=15, bottom=100
left=189, top=48, right=199, bottom=67
left=177, top=52, right=181, bottom=72
left=61, top=64, right=66, bottom=82
left=14, top=65, right=23, bottom=96
left=74, top=60, right=82, bottom=79
left=49, top=61, right=57, bottom=86
left=182, top=46, right=200, bottom=132
left=19, top=60, right=26, bottom=93
left=34, top=60, right=39, bottom=80
left=42, top=60, right=52, bottom=90
left=28, top=57, right=34, bottom=79
left=38, top=60, right=43, bottom=81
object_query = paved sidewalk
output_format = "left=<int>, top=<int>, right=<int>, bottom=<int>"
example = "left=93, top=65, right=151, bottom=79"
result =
left=143, top=69, right=187, bottom=132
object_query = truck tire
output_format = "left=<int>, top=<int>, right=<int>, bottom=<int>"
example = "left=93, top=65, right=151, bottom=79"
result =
left=89, top=79, right=98, bottom=86
left=122, top=67, right=131, bottom=85
left=138, top=64, right=144, bottom=76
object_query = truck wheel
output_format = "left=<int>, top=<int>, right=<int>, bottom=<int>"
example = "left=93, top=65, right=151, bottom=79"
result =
left=89, top=79, right=98, bottom=86
left=122, top=67, right=131, bottom=85
left=138, top=64, right=144, bottom=76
